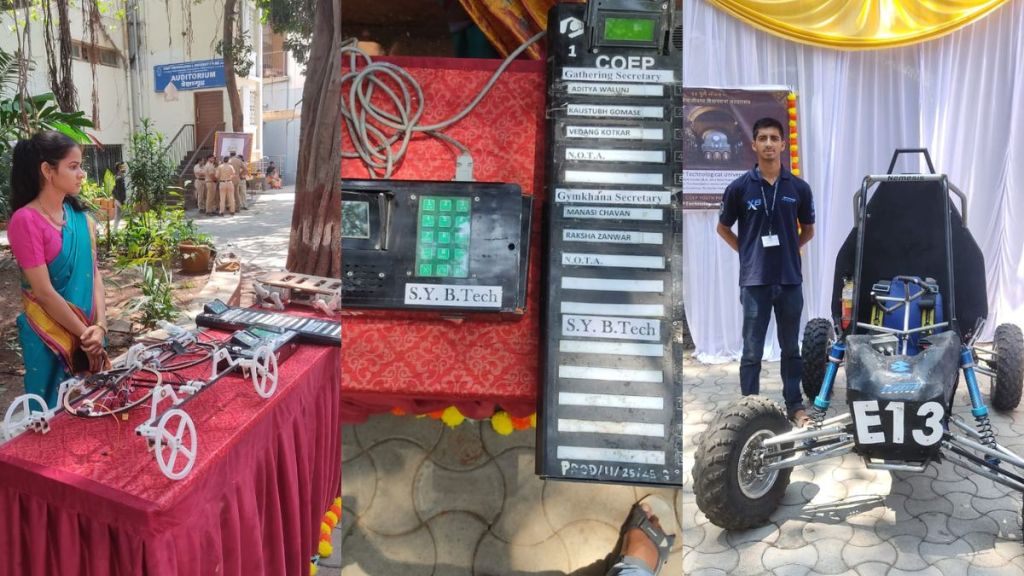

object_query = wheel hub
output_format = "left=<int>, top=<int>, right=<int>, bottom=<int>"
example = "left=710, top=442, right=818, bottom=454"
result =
left=738, top=429, right=780, bottom=499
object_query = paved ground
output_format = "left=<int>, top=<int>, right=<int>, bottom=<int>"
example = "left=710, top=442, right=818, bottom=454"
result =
left=191, top=188, right=295, bottom=272
left=683, top=358, right=1024, bottom=576
left=333, top=415, right=682, bottom=576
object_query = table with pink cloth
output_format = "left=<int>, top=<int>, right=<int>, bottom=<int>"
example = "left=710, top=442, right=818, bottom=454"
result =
left=0, top=333, right=340, bottom=575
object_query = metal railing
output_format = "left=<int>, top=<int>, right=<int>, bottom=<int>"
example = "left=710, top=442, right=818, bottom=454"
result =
left=263, top=51, right=288, bottom=78
left=177, top=122, right=225, bottom=181
left=161, top=124, right=195, bottom=170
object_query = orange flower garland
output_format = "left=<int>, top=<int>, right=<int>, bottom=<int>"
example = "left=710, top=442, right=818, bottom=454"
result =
left=788, top=92, right=800, bottom=177
left=312, top=497, right=342, bottom=574
left=393, top=405, right=537, bottom=433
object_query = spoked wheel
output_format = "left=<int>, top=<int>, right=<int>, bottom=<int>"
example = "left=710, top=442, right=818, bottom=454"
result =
left=63, top=367, right=161, bottom=417
left=801, top=318, right=834, bottom=402
left=2, top=394, right=49, bottom=440
left=693, top=396, right=793, bottom=530
left=249, top=346, right=279, bottom=399
left=990, top=323, right=1024, bottom=412
left=153, top=408, right=197, bottom=480
left=140, top=341, right=217, bottom=372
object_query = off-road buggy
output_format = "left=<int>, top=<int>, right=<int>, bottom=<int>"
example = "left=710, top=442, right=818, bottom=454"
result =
left=693, top=149, right=1024, bottom=531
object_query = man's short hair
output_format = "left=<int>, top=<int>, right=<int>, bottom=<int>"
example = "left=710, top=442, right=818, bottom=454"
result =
left=752, top=117, right=785, bottom=140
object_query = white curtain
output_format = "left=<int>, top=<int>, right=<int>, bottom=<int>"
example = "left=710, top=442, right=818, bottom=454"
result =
left=684, top=0, right=1024, bottom=361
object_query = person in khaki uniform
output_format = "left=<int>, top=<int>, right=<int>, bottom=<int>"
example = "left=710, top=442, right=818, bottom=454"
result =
left=227, top=151, right=247, bottom=210
left=192, top=160, right=206, bottom=213
left=216, top=156, right=236, bottom=215
left=204, top=155, right=219, bottom=214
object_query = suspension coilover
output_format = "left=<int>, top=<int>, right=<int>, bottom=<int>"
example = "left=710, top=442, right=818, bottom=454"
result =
left=975, top=413, right=1000, bottom=465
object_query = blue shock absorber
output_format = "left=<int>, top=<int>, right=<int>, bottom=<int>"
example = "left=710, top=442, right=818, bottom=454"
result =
left=813, top=342, right=845, bottom=413
left=961, top=346, right=988, bottom=418
left=962, top=346, right=998, bottom=462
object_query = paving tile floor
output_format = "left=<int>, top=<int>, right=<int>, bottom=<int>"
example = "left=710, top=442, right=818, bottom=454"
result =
left=324, top=414, right=682, bottom=575
left=683, top=358, right=1024, bottom=575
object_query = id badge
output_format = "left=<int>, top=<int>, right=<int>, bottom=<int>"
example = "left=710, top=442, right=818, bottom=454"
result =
left=761, top=234, right=780, bottom=248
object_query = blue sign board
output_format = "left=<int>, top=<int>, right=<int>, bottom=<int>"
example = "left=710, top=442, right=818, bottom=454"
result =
left=153, top=59, right=225, bottom=92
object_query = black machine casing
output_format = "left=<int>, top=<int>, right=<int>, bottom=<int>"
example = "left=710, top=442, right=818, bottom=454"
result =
left=537, top=0, right=682, bottom=486
left=341, top=179, right=532, bottom=317
left=846, top=331, right=960, bottom=461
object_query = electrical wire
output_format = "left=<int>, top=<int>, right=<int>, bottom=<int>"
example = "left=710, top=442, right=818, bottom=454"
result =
left=340, top=31, right=546, bottom=179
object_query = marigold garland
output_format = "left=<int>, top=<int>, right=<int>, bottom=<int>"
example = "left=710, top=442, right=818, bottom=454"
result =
left=312, top=497, right=342, bottom=574
left=788, top=92, right=801, bottom=177
left=441, top=406, right=465, bottom=428
left=491, top=411, right=514, bottom=435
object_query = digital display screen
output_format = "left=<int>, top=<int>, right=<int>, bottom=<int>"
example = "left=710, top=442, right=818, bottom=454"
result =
left=342, top=201, right=371, bottom=239
left=604, top=17, right=656, bottom=42
left=415, top=195, right=472, bottom=278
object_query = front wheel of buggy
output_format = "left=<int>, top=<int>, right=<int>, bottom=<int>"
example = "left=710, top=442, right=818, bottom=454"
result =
left=692, top=396, right=792, bottom=530
left=801, top=318, right=834, bottom=402
left=991, top=323, right=1024, bottom=412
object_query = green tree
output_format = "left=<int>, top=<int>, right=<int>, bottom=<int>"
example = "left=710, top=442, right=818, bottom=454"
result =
left=126, top=119, right=176, bottom=210
left=259, top=0, right=341, bottom=277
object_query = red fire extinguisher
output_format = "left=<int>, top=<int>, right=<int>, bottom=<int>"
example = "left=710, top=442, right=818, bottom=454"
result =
left=841, top=277, right=854, bottom=330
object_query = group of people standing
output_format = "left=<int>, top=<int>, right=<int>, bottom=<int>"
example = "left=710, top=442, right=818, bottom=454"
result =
left=192, top=152, right=249, bottom=216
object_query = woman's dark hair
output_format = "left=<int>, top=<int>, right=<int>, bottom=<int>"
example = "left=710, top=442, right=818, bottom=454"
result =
left=10, top=130, right=85, bottom=213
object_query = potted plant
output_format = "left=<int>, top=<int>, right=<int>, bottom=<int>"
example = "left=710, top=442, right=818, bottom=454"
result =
left=79, top=170, right=117, bottom=222
left=168, top=213, right=215, bottom=273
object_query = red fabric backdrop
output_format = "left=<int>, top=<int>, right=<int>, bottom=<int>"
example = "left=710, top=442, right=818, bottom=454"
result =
left=341, top=57, right=546, bottom=421
left=0, top=334, right=341, bottom=575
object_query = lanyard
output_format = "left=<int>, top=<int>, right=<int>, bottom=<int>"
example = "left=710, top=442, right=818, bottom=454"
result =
left=756, top=167, right=779, bottom=235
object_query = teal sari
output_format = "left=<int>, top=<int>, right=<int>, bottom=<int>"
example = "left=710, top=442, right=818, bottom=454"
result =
left=15, top=204, right=96, bottom=409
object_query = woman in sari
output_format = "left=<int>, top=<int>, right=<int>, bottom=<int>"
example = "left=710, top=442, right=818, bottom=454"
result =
left=8, top=131, right=109, bottom=409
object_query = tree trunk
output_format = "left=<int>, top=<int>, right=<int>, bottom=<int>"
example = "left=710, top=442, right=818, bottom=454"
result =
left=42, top=0, right=77, bottom=112
left=286, top=0, right=341, bottom=278
left=223, top=0, right=244, bottom=132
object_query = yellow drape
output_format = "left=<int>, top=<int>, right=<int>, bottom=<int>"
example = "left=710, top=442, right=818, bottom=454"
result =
left=707, top=0, right=1011, bottom=49
left=458, top=0, right=559, bottom=59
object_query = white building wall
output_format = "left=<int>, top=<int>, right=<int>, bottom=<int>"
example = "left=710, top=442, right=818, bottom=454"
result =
left=0, top=5, right=132, bottom=147
left=0, top=1, right=262, bottom=161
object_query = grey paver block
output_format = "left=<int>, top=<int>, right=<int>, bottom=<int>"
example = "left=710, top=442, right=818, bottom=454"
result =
left=682, top=545, right=739, bottom=573
left=414, top=459, right=503, bottom=523
left=425, top=511, right=489, bottom=576
left=342, top=424, right=363, bottom=463
left=948, top=515, right=1001, bottom=540
left=730, top=541, right=771, bottom=576
left=802, top=519, right=854, bottom=543
left=340, top=523, right=435, bottom=576
left=762, top=542, right=817, bottom=571
left=430, top=421, right=491, bottom=471
left=770, top=566, right=811, bottom=576
left=918, top=536, right=974, bottom=561
left=361, top=440, right=428, bottom=536
left=490, top=448, right=555, bottom=545
left=918, top=511, right=957, bottom=544
left=810, top=537, right=858, bottom=574
left=888, top=566, right=945, bottom=576
left=905, top=494, right=954, bottom=517
left=472, top=531, right=569, bottom=576
left=541, top=478, right=637, bottom=533
left=889, top=534, right=931, bottom=571
left=931, top=476, right=980, bottom=498
left=852, top=561, right=891, bottom=576
left=554, top=519, right=619, bottom=573
left=725, top=521, right=781, bottom=547
left=341, top=505, right=358, bottom=539
left=928, top=557, right=972, bottom=575
left=355, top=413, right=443, bottom=452
left=340, top=452, right=377, bottom=516
left=945, top=491, right=985, bottom=520
left=841, top=540, right=897, bottom=569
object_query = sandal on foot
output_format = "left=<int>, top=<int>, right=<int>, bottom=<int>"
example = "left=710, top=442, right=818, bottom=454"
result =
left=614, top=495, right=677, bottom=575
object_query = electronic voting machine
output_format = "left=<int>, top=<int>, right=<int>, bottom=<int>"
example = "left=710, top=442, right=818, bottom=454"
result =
left=537, top=0, right=682, bottom=486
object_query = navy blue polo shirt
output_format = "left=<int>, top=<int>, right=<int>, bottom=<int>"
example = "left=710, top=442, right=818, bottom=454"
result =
left=719, top=165, right=815, bottom=287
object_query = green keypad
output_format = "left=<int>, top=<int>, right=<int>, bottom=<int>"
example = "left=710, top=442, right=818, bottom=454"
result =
left=415, top=195, right=472, bottom=278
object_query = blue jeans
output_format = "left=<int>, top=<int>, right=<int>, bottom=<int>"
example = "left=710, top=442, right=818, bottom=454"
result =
left=607, top=556, right=655, bottom=576
left=740, top=284, right=805, bottom=415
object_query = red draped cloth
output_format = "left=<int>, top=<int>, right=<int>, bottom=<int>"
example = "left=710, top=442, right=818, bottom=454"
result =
left=0, top=332, right=340, bottom=575
left=341, top=57, right=546, bottom=422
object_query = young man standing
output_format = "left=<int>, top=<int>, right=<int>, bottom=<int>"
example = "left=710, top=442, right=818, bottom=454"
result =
left=717, top=117, right=816, bottom=426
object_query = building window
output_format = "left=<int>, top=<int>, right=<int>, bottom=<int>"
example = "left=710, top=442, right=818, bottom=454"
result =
left=72, top=41, right=121, bottom=68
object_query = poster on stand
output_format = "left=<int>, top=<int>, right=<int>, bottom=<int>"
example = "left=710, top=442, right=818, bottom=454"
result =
left=681, top=87, right=792, bottom=209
